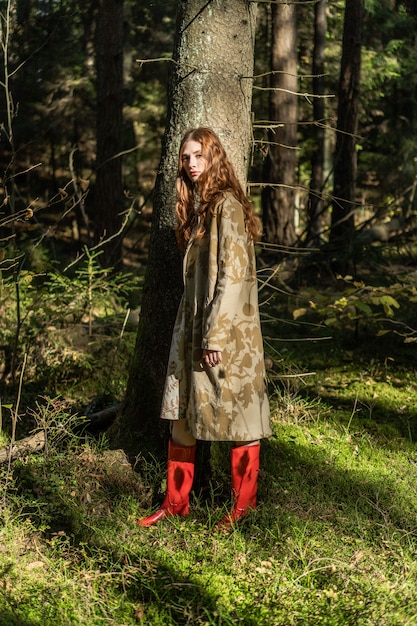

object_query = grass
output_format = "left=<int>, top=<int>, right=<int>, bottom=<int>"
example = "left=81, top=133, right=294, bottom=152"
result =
left=0, top=357, right=417, bottom=625
left=1, top=259, right=417, bottom=624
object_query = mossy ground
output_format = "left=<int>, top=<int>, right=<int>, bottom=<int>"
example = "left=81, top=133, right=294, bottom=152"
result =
left=1, top=327, right=416, bottom=625
left=1, top=253, right=417, bottom=625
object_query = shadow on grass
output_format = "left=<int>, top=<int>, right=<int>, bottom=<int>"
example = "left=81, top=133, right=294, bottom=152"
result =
left=99, top=428, right=417, bottom=624
left=0, top=610, right=38, bottom=626
left=260, top=435, right=417, bottom=539
left=301, top=388, right=417, bottom=441
left=116, top=556, right=249, bottom=626
left=8, top=428, right=416, bottom=625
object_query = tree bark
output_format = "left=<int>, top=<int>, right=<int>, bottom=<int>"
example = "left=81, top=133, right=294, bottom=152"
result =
left=262, top=0, right=298, bottom=249
left=94, top=0, right=124, bottom=268
left=307, top=0, right=327, bottom=247
left=110, top=0, right=258, bottom=457
left=330, top=0, right=364, bottom=264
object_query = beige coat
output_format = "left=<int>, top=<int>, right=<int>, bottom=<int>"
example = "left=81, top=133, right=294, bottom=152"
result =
left=161, top=192, right=271, bottom=442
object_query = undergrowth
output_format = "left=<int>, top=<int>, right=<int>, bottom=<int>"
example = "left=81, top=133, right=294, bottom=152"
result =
left=0, top=249, right=417, bottom=624
left=0, top=353, right=416, bottom=625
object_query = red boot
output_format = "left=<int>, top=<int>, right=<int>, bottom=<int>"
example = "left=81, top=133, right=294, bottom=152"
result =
left=136, top=440, right=196, bottom=527
left=217, top=443, right=260, bottom=529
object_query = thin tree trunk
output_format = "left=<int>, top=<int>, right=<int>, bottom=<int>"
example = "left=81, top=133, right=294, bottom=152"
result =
left=330, top=0, right=364, bottom=264
left=110, top=0, right=258, bottom=457
left=95, top=0, right=124, bottom=268
left=262, top=0, right=298, bottom=249
left=307, top=0, right=327, bottom=246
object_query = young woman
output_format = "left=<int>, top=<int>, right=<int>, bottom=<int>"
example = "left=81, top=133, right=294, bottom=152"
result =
left=137, top=127, right=271, bottom=528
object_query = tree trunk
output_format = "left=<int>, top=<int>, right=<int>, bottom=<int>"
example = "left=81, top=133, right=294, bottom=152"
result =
left=330, top=0, right=364, bottom=265
left=262, top=0, right=298, bottom=249
left=307, top=0, right=327, bottom=247
left=110, top=0, right=258, bottom=457
left=94, top=0, right=124, bottom=269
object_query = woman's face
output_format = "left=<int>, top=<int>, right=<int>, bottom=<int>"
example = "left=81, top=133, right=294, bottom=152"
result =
left=181, top=140, right=207, bottom=183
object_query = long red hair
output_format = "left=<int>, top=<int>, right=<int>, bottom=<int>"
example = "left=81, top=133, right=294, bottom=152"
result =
left=175, top=127, right=261, bottom=251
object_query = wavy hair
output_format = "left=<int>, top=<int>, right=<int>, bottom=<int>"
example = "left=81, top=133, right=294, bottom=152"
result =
left=175, top=127, right=261, bottom=251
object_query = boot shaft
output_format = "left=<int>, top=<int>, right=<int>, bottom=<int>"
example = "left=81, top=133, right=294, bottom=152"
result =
left=136, top=440, right=196, bottom=527
left=230, top=442, right=260, bottom=510
left=168, top=439, right=196, bottom=464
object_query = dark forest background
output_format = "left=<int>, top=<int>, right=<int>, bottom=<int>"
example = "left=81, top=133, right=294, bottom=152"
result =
left=1, top=0, right=417, bottom=444
left=2, top=0, right=417, bottom=266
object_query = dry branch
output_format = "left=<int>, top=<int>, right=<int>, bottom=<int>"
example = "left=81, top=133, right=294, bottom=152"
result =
left=0, top=431, right=46, bottom=464
left=0, top=402, right=120, bottom=465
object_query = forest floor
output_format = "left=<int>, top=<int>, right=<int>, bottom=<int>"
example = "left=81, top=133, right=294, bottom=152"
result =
left=0, top=250, right=416, bottom=625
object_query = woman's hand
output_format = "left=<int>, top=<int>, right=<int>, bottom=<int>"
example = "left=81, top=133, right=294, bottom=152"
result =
left=203, top=349, right=222, bottom=368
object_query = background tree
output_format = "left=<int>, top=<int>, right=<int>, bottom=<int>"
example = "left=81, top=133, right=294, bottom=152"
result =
left=94, top=0, right=124, bottom=268
left=330, top=0, right=364, bottom=262
left=359, top=0, right=417, bottom=222
left=306, top=0, right=327, bottom=246
left=261, top=0, right=298, bottom=249
left=111, top=0, right=259, bottom=455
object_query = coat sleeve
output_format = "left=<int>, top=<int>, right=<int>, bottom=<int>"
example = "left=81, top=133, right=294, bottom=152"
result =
left=201, top=196, right=251, bottom=352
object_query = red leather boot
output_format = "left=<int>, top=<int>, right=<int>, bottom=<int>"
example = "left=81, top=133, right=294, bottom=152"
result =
left=136, top=440, right=196, bottom=527
left=217, top=442, right=260, bottom=529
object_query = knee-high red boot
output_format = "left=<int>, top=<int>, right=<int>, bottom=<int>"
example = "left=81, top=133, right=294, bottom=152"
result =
left=217, top=442, right=260, bottom=529
left=136, top=440, right=196, bottom=527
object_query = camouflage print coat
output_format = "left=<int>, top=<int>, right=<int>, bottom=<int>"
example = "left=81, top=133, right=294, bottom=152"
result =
left=161, top=192, right=271, bottom=442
